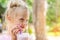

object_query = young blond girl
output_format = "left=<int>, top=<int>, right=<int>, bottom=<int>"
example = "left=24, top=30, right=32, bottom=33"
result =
left=0, top=0, right=30, bottom=40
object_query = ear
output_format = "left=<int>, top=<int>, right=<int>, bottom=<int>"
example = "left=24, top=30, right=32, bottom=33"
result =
left=7, top=14, right=11, bottom=21
left=6, top=14, right=14, bottom=23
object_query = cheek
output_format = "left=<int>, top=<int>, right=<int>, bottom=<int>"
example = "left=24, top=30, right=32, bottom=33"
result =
left=10, top=25, right=16, bottom=30
left=24, top=23, right=28, bottom=26
left=23, top=23, right=28, bottom=28
left=7, top=16, right=14, bottom=23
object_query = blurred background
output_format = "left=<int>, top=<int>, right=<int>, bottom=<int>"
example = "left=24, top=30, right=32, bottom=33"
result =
left=0, top=0, right=60, bottom=40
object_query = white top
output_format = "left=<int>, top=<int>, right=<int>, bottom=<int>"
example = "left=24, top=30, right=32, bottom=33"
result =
left=0, top=34, right=11, bottom=40
left=0, top=33, right=36, bottom=40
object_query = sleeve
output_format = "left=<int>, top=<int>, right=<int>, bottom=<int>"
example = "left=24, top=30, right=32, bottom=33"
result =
left=0, top=34, right=11, bottom=40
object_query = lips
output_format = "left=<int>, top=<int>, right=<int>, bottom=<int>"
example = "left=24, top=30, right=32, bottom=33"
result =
left=20, top=25, right=24, bottom=28
left=18, top=24, right=24, bottom=28
left=16, top=24, right=24, bottom=34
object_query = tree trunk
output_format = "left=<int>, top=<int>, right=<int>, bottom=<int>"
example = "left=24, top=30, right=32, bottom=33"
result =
left=33, top=0, right=47, bottom=40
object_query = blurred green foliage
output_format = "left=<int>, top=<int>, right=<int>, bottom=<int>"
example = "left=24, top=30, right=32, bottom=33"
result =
left=26, top=0, right=33, bottom=23
left=0, top=0, right=8, bottom=8
left=0, top=0, right=8, bottom=22
left=0, top=0, right=8, bottom=14
left=46, top=0, right=56, bottom=26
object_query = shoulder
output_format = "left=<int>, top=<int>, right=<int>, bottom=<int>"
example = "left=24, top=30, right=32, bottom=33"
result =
left=0, top=33, right=11, bottom=40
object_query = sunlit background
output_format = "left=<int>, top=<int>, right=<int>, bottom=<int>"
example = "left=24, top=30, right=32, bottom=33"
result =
left=0, top=0, right=60, bottom=40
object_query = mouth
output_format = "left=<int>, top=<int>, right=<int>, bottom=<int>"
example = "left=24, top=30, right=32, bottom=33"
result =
left=16, top=24, right=25, bottom=33
left=17, top=24, right=25, bottom=29
left=19, top=25, right=24, bottom=28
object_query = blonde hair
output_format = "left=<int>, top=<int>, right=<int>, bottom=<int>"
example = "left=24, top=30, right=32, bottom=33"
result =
left=7, top=0, right=28, bottom=9
left=3, top=0, right=29, bottom=30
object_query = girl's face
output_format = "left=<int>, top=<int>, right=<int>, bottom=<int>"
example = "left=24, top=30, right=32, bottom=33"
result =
left=6, top=8, right=29, bottom=32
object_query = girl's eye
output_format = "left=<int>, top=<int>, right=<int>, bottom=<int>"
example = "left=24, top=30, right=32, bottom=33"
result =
left=19, top=18, right=24, bottom=21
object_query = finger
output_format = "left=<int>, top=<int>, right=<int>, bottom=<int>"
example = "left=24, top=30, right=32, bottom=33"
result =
left=11, top=27, right=19, bottom=33
left=12, top=28, right=20, bottom=35
left=12, top=27, right=23, bottom=34
left=14, top=29, right=20, bottom=35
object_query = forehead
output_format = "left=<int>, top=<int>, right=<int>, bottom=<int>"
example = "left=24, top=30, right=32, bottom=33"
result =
left=9, top=7, right=29, bottom=18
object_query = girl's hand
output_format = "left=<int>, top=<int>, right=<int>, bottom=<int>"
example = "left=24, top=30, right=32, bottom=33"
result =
left=11, top=25, right=23, bottom=40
